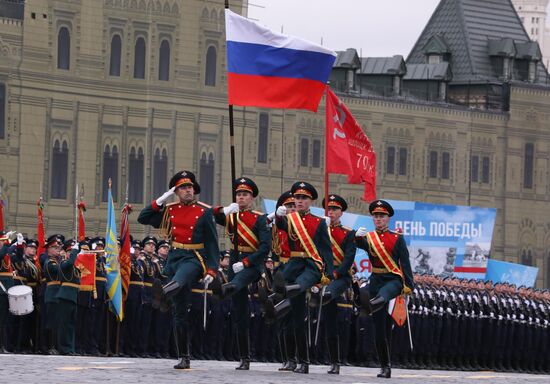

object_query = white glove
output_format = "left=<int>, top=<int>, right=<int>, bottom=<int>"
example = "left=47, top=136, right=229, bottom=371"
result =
left=130, top=247, right=135, bottom=255
left=276, top=206, right=287, bottom=217
left=232, top=261, right=244, bottom=274
left=203, top=274, right=214, bottom=286
left=310, top=286, right=320, bottom=294
left=16, top=233, right=24, bottom=245
left=72, top=242, right=80, bottom=251
left=223, top=203, right=239, bottom=216
left=324, top=216, right=331, bottom=227
left=267, top=212, right=276, bottom=222
left=6, top=231, right=16, bottom=240
left=92, top=243, right=97, bottom=250
left=355, top=227, right=368, bottom=237
left=155, top=186, right=176, bottom=206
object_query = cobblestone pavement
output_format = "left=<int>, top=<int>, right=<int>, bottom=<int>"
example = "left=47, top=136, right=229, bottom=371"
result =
left=1, top=354, right=548, bottom=383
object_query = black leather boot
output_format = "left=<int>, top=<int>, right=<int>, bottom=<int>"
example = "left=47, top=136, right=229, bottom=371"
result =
left=174, top=327, right=190, bottom=369
left=327, top=336, right=340, bottom=374
left=279, top=331, right=297, bottom=371
left=294, top=332, right=309, bottom=374
left=375, top=340, right=391, bottom=378
left=163, top=281, right=181, bottom=301
left=235, top=331, right=251, bottom=370
left=221, top=283, right=237, bottom=300
left=265, top=298, right=292, bottom=320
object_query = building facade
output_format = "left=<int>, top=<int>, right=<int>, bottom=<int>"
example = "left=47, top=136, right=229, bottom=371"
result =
left=1, top=0, right=549, bottom=287
left=512, top=0, right=550, bottom=64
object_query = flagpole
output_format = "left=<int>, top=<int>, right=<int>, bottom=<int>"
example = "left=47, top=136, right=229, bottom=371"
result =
left=225, top=0, right=239, bottom=260
left=324, top=85, right=330, bottom=216
left=74, top=183, right=79, bottom=240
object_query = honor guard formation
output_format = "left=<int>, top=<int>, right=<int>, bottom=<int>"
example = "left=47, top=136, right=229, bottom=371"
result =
left=0, top=171, right=548, bottom=377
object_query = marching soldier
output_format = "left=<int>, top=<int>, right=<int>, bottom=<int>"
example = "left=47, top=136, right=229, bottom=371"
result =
left=211, top=177, right=271, bottom=370
left=138, top=170, right=219, bottom=369
left=321, top=194, right=356, bottom=374
left=263, top=181, right=333, bottom=374
left=355, top=200, right=414, bottom=378
left=90, top=237, right=107, bottom=355
left=267, top=191, right=297, bottom=372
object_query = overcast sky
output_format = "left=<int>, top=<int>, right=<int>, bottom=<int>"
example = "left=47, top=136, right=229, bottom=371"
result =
left=247, top=0, right=549, bottom=58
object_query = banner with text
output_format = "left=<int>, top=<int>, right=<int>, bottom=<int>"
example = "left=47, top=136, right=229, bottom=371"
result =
left=485, top=259, right=538, bottom=287
left=263, top=199, right=496, bottom=280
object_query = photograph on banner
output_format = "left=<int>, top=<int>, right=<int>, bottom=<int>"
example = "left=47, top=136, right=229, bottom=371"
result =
left=485, top=259, right=539, bottom=288
left=263, top=198, right=496, bottom=280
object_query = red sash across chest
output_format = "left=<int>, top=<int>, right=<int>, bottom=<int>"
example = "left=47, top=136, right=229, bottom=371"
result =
left=228, top=211, right=260, bottom=248
left=330, top=225, right=349, bottom=265
left=370, top=230, right=398, bottom=268
left=289, top=213, right=320, bottom=252
left=168, top=203, right=207, bottom=244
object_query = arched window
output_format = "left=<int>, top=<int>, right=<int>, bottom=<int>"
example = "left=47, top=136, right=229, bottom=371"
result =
left=109, top=35, right=122, bottom=76
left=128, top=147, right=144, bottom=203
left=205, top=46, right=217, bottom=86
left=471, top=155, right=479, bottom=182
left=482, top=156, right=490, bottom=183
left=429, top=151, right=438, bottom=178
left=57, top=27, right=70, bottom=70
left=158, top=40, right=170, bottom=81
left=51, top=140, right=69, bottom=199
left=312, top=140, right=321, bottom=168
left=134, top=37, right=146, bottom=79
left=386, top=146, right=395, bottom=175
left=102, top=145, right=119, bottom=202
left=442, top=152, right=450, bottom=179
left=257, top=113, right=268, bottom=163
left=153, top=148, right=168, bottom=197
left=200, top=152, right=214, bottom=204
left=300, top=138, right=309, bottom=167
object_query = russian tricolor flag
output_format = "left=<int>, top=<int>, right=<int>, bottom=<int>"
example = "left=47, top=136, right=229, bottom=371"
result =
left=225, top=9, right=337, bottom=112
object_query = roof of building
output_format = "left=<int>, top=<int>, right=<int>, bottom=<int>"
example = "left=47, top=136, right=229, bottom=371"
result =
left=359, top=56, right=407, bottom=75
left=407, top=0, right=548, bottom=83
left=334, top=48, right=361, bottom=68
left=403, top=63, right=452, bottom=81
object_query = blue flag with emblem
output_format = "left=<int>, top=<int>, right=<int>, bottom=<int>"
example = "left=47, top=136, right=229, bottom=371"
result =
left=105, top=182, right=123, bottom=321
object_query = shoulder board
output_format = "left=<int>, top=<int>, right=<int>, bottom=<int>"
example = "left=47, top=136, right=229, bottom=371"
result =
left=342, top=225, right=352, bottom=232
left=252, top=210, right=264, bottom=216
left=388, top=230, right=401, bottom=236
left=165, top=202, right=179, bottom=207
left=196, top=201, right=212, bottom=209
left=309, top=213, right=320, bottom=219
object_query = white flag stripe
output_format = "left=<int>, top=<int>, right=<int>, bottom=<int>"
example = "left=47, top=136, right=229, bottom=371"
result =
left=225, top=9, right=336, bottom=57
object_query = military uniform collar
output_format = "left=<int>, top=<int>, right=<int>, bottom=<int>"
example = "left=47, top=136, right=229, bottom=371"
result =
left=376, top=227, right=389, bottom=234
left=298, top=209, right=310, bottom=217
left=239, top=207, right=252, bottom=212
left=181, top=199, right=197, bottom=206
left=330, top=221, right=341, bottom=228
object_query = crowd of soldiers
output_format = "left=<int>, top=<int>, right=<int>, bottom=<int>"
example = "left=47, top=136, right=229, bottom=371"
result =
left=1, top=170, right=549, bottom=377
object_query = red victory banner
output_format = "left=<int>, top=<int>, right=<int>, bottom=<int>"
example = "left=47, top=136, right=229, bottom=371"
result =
left=325, top=87, right=377, bottom=201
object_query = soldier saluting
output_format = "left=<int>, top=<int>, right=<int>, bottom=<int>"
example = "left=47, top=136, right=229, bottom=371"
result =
left=138, top=170, right=219, bottom=370
left=355, top=200, right=414, bottom=378
left=211, top=177, right=271, bottom=371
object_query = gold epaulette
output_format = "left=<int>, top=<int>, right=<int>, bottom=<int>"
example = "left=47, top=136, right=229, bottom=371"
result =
left=252, top=210, right=264, bottom=216
left=196, top=201, right=211, bottom=209
left=342, top=225, right=352, bottom=231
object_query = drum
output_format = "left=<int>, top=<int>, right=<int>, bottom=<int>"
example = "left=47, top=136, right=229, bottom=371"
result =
left=7, top=285, right=34, bottom=316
